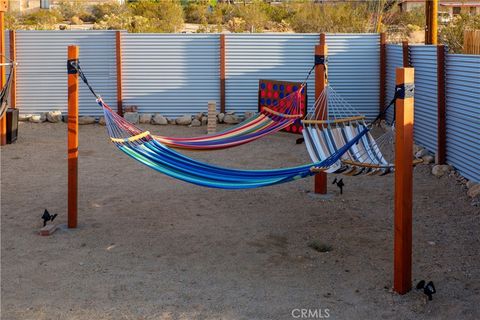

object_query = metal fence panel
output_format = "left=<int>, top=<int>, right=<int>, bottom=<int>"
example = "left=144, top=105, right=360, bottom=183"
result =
left=225, top=33, right=318, bottom=114
left=325, top=33, right=380, bottom=119
left=445, top=54, right=480, bottom=182
left=226, top=33, right=380, bottom=118
left=410, top=45, right=438, bottom=152
left=385, top=44, right=403, bottom=123
left=15, top=30, right=117, bottom=116
left=122, top=34, right=220, bottom=117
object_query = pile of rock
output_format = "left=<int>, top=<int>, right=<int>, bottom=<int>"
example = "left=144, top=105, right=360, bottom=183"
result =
left=19, top=109, right=253, bottom=128
left=414, top=144, right=435, bottom=164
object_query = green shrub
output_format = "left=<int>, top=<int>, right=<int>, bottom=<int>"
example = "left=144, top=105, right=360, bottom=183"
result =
left=129, top=0, right=184, bottom=32
left=289, top=2, right=370, bottom=33
left=91, top=1, right=127, bottom=22
left=22, top=9, right=63, bottom=29
left=440, top=14, right=480, bottom=53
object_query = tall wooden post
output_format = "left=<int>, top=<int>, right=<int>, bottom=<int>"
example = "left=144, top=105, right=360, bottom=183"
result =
left=436, top=44, right=446, bottom=164
left=115, top=31, right=123, bottom=116
left=314, top=33, right=328, bottom=194
left=379, top=33, right=387, bottom=118
left=0, top=2, right=7, bottom=146
left=402, top=41, right=410, bottom=67
left=9, top=30, right=16, bottom=109
left=67, top=45, right=79, bottom=229
left=425, top=0, right=438, bottom=45
left=394, top=67, right=415, bottom=295
left=220, top=34, right=226, bottom=113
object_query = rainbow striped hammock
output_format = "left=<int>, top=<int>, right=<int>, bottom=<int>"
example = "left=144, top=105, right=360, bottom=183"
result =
left=138, top=88, right=304, bottom=150
left=146, top=86, right=304, bottom=151
left=100, top=98, right=369, bottom=189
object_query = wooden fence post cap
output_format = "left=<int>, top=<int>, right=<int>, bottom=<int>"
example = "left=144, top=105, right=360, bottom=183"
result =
left=315, top=44, right=328, bottom=56
left=396, top=67, right=415, bottom=85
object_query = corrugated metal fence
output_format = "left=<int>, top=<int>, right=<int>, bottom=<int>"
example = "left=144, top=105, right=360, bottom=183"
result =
left=385, top=43, right=480, bottom=183
left=11, top=31, right=380, bottom=118
left=225, top=33, right=318, bottom=114
left=326, top=34, right=380, bottom=119
left=7, top=31, right=480, bottom=182
left=225, top=33, right=380, bottom=118
left=445, top=54, right=480, bottom=182
left=385, top=44, right=403, bottom=123
left=122, top=33, right=220, bottom=115
left=409, top=45, right=438, bottom=152
left=15, top=30, right=117, bottom=116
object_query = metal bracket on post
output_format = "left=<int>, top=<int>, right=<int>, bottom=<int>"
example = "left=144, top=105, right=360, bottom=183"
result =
left=67, top=59, right=79, bottom=74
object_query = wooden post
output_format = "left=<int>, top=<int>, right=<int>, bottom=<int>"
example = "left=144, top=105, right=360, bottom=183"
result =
left=379, top=33, right=387, bottom=118
left=220, top=34, right=226, bottom=113
left=67, top=45, right=79, bottom=229
left=0, top=4, right=6, bottom=146
left=425, top=0, right=438, bottom=45
left=314, top=33, right=328, bottom=194
left=436, top=44, right=446, bottom=164
left=402, top=41, right=410, bottom=67
left=115, top=31, right=123, bottom=116
left=9, top=30, right=16, bottom=109
left=394, top=67, right=415, bottom=295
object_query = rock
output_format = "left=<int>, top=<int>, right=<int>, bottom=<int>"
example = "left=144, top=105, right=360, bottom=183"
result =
left=176, top=115, right=192, bottom=125
left=190, top=119, right=201, bottom=127
left=422, top=155, right=434, bottom=164
left=19, top=114, right=33, bottom=121
left=244, top=111, right=255, bottom=119
left=466, top=180, right=476, bottom=189
left=151, top=114, right=168, bottom=125
left=29, top=113, right=46, bottom=123
left=201, top=116, right=208, bottom=126
left=217, top=113, right=225, bottom=123
left=467, top=184, right=480, bottom=198
left=223, top=114, right=242, bottom=124
left=431, top=164, right=452, bottom=178
left=226, top=111, right=235, bottom=115
left=123, top=105, right=138, bottom=113
left=194, top=112, right=203, bottom=121
left=98, top=116, right=106, bottom=126
left=379, top=119, right=388, bottom=130
left=415, top=148, right=429, bottom=158
left=167, top=118, right=176, bottom=125
left=46, top=110, right=63, bottom=123
left=123, top=112, right=139, bottom=124
left=413, top=144, right=423, bottom=154
left=78, top=116, right=96, bottom=125
left=139, top=113, right=153, bottom=124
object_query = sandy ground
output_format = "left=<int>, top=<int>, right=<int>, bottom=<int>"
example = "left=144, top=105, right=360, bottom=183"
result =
left=1, top=122, right=479, bottom=320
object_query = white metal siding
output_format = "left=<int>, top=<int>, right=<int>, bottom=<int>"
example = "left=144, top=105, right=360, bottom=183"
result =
left=445, top=54, right=480, bottom=182
left=385, top=44, right=403, bottom=123
left=410, top=45, right=438, bottom=152
left=225, top=33, right=318, bottom=114
left=15, top=31, right=117, bottom=116
left=122, top=34, right=220, bottom=117
left=325, top=34, right=380, bottom=119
